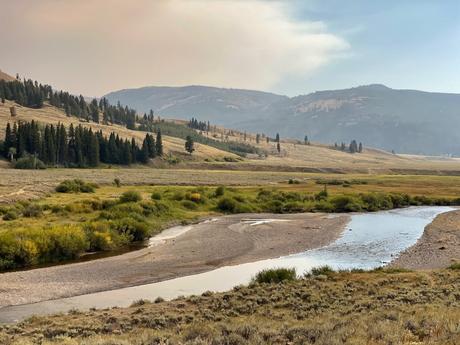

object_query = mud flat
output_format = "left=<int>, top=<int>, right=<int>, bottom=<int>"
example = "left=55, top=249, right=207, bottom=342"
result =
left=0, top=213, right=347, bottom=308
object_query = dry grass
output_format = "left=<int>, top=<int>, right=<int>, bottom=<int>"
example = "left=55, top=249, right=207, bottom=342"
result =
left=3, top=99, right=460, bottom=174
left=0, top=100, right=234, bottom=160
left=1, top=270, right=458, bottom=344
left=2, top=168, right=460, bottom=204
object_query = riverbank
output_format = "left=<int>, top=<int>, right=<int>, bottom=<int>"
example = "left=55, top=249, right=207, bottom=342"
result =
left=1, top=269, right=458, bottom=345
left=391, top=209, right=460, bottom=269
left=0, top=213, right=348, bottom=308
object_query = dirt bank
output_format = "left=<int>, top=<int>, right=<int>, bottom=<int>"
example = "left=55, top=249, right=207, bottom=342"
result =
left=0, top=213, right=348, bottom=308
left=391, top=209, right=460, bottom=269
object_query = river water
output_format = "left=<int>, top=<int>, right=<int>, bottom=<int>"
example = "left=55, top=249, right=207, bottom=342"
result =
left=0, top=206, right=453, bottom=323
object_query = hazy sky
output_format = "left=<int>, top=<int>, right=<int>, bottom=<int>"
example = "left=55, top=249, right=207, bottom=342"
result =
left=1, top=0, right=459, bottom=96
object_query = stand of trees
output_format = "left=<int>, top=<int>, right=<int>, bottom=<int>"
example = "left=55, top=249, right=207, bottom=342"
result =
left=334, top=140, right=363, bottom=153
left=0, top=78, right=137, bottom=129
left=1, top=121, right=162, bottom=167
left=188, top=117, right=210, bottom=132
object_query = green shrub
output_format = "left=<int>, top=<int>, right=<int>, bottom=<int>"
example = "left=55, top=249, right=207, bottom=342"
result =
left=22, top=203, right=43, bottom=218
left=315, top=186, right=329, bottom=201
left=252, top=268, right=297, bottom=284
left=2, top=210, right=18, bottom=221
left=214, top=186, right=225, bottom=197
left=182, top=200, right=198, bottom=210
left=14, top=155, right=46, bottom=170
left=171, top=191, right=185, bottom=201
left=119, top=191, right=142, bottom=203
left=113, top=178, right=121, bottom=187
left=448, top=262, right=460, bottom=270
left=330, top=195, right=363, bottom=212
left=217, top=197, right=237, bottom=213
left=112, top=217, right=149, bottom=241
left=310, top=265, right=335, bottom=276
left=151, top=192, right=162, bottom=200
left=56, top=179, right=96, bottom=193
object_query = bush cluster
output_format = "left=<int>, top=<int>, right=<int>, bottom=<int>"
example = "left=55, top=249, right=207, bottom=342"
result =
left=55, top=179, right=98, bottom=193
left=252, top=268, right=297, bottom=284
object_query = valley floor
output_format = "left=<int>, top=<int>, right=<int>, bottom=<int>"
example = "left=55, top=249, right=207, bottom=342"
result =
left=0, top=213, right=347, bottom=308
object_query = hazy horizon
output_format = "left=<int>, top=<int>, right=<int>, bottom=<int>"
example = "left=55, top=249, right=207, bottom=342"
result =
left=1, top=0, right=459, bottom=97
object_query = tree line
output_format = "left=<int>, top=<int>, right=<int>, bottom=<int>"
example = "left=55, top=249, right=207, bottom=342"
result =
left=188, top=117, right=210, bottom=132
left=334, top=140, right=363, bottom=153
left=1, top=121, right=163, bottom=167
left=0, top=78, right=137, bottom=129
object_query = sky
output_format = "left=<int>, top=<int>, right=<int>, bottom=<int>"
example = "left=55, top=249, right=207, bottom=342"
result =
left=0, top=0, right=459, bottom=97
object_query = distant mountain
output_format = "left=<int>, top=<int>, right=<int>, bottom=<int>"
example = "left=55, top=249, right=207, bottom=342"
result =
left=105, top=84, right=460, bottom=155
left=105, top=85, right=286, bottom=124
left=0, top=70, right=14, bottom=81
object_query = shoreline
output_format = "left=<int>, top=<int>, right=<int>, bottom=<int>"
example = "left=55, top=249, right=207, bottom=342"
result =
left=0, top=212, right=349, bottom=308
left=391, top=209, right=460, bottom=269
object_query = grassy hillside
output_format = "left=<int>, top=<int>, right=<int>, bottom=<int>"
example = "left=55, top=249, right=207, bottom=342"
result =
left=1, top=269, right=458, bottom=344
left=0, top=70, right=14, bottom=81
left=2, top=98, right=460, bottom=174
left=0, top=100, right=236, bottom=161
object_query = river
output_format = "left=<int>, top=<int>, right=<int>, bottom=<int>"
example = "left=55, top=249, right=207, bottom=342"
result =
left=0, top=206, right=453, bottom=323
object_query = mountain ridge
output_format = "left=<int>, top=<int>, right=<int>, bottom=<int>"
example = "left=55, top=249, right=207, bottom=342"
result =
left=105, top=84, right=460, bottom=156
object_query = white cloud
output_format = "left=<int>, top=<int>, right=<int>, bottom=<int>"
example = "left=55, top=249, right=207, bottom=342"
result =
left=0, top=0, right=349, bottom=96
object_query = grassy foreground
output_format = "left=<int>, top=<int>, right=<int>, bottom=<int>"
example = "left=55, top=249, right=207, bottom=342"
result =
left=2, top=178, right=460, bottom=271
left=1, top=268, right=459, bottom=344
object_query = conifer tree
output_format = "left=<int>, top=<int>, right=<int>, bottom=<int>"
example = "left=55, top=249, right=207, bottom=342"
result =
left=185, top=135, right=195, bottom=155
left=156, top=130, right=163, bottom=156
left=139, top=139, right=150, bottom=163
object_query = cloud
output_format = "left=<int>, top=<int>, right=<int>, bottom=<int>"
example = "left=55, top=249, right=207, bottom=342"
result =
left=0, top=0, right=349, bottom=96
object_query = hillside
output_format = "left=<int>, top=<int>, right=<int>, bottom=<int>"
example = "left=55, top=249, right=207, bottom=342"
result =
left=0, top=70, right=14, bottom=81
left=105, top=84, right=460, bottom=156
left=105, top=85, right=287, bottom=124
left=0, top=100, right=235, bottom=161
left=3, top=98, right=460, bottom=174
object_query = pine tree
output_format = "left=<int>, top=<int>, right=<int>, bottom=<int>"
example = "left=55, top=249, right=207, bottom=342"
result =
left=304, top=135, right=309, bottom=145
left=88, top=130, right=100, bottom=166
left=185, top=135, right=195, bottom=155
left=139, top=139, right=149, bottom=163
left=256, top=133, right=260, bottom=144
left=358, top=142, right=363, bottom=153
left=277, top=141, right=281, bottom=154
left=90, top=99, right=99, bottom=123
left=349, top=140, right=358, bottom=153
left=57, top=123, right=68, bottom=164
left=276, top=133, right=280, bottom=142
left=156, top=130, right=163, bottom=156
left=3, top=123, right=13, bottom=157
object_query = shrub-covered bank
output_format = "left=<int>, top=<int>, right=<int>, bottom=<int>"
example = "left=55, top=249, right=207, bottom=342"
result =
left=0, top=269, right=458, bottom=344
left=1, top=181, right=459, bottom=271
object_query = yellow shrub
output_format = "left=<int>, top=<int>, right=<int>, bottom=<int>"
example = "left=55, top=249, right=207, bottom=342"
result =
left=189, top=193, right=201, bottom=203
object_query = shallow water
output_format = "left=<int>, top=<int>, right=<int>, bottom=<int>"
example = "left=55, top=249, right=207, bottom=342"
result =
left=0, top=206, right=453, bottom=323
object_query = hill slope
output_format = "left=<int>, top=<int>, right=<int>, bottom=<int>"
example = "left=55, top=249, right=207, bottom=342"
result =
left=0, top=100, right=235, bottom=161
left=105, top=85, right=287, bottom=124
left=105, top=84, right=460, bottom=155
left=0, top=70, right=14, bottom=81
